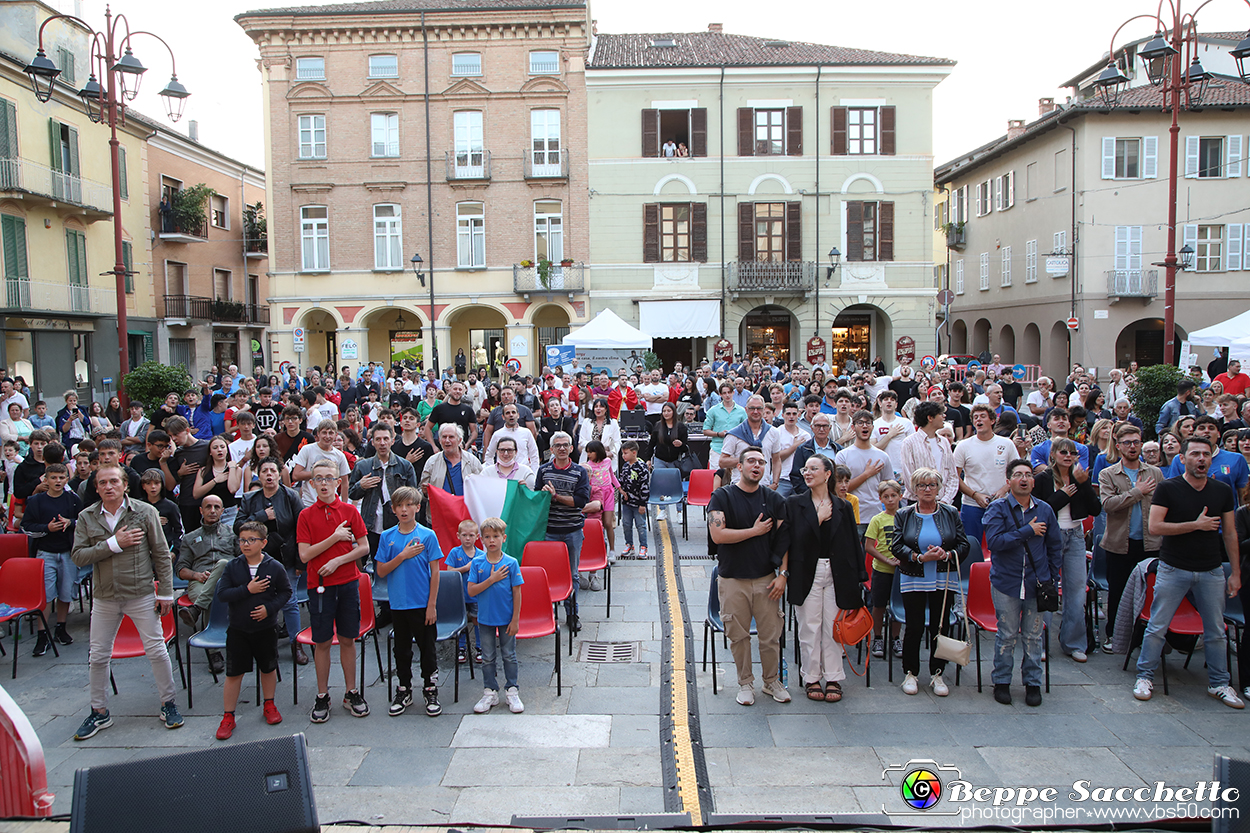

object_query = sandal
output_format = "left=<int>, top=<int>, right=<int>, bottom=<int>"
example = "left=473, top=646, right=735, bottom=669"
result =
left=824, top=682, right=843, bottom=703
left=805, top=682, right=825, bottom=701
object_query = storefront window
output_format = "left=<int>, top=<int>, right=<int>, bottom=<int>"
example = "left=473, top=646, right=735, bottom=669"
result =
left=743, top=309, right=791, bottom=365
left=831, top=312, right=872, bottom=371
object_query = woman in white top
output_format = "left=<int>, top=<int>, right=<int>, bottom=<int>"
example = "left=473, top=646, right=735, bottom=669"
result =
left=0, top=401, right=34, bottom=457
left=479, top=435, right=536, bottom=488
left=577, top=398, right=621, bottom=467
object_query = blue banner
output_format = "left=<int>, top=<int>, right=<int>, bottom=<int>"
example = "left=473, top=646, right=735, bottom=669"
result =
left=545, top=343, right=577, bottom=370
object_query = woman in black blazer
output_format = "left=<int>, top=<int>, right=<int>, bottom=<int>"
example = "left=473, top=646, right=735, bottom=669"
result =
left=778, top=454, right=867, bottom=703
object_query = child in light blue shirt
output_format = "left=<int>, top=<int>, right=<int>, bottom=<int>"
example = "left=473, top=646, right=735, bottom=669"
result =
left=445, top=518, right=484, bottom=665
left=467, top=517, right=524, bottom=715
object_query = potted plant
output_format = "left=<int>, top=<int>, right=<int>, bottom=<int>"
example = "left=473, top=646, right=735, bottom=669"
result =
left=520, top=259, right=534, bottom=268
left=170, top=183, right=216, bottom=236
left=243, top=201, right=267, bottom=252
left=941, top=220, right=966, bottom=248
left=560, top=256, right=574, bottom=267
left=537, top=257, right=553, bottom=289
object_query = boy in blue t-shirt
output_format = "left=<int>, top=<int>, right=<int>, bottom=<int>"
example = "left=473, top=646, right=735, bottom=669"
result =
left=467, top=517, right=524, bottom=715
left=444, top=519, right=484, bottom=665
left=375, top=486, right=444, bottom=717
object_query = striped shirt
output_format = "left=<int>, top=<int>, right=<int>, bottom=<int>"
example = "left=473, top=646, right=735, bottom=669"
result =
left=534, top=460, right=591, bottom=535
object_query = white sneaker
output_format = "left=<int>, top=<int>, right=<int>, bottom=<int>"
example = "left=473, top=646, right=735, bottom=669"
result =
left=902, top=673, right=919, bottom=695
left=578, top=574, right=590, bottom=591
left=505, top=686, right=525, bottom=713
left=1208, top=685, right=1246, bottom=709
left=736, top=685, right=755, bottom=706
left=589, top=573, right=603, bottom=592
left=608, top=549, right=619, bottom=564
left=1070, top=650, right=1087, bottom=663
left=473, top=689, right=499, bottom=714
left=1244, top=686, right=1250, bottom=701
left=763, top=680, right=791, bottom=703
left=929, top=674, right=949, bottom=697
left=1133, top=678, right=1153, bottom=701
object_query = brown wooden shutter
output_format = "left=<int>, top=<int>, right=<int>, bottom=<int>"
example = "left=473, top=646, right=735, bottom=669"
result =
left=641, top=109, right=659, bottom=158
left=880, top=106, right=896, bottom=155
left=785, top=202, right=802, bottom=260
left=690, top=108, right=708, bottom=157
left=831, top=107, right=848, bottom=155
left=737, top=108, right=754, bottom=157
left=643, top=204, right=660, bottom=262
left=691, top=202, right=708, bottom=262
left=737, top=202, right=755, bottom=260
left=786, top=106, right=803, bottom=156
left=878, top=201, right=894, bottom=261
left=846, top=201, right=864, bottom=261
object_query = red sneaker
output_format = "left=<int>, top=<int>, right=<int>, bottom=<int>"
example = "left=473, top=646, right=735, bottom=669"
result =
left=263, top=701, right=283, bottom=725
left=215, top=713, right=236, bottom=740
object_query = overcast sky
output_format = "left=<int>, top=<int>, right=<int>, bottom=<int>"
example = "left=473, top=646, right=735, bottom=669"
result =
left=71, top=0, right=1250, bottom=169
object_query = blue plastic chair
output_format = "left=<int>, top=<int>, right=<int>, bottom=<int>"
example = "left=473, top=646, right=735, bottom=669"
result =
left=386, top=571, right=473, bottom=703
left=1225, top=563, right=1244, bottom=676
left=886, top=570, right=963, bottom=686
left=648, top=467, right=687, bottom=539
left=370, top=567, right=390, bottom=605
left=186, top=582, right=283, bottom=709
left=701, top=566, right=760, bottom=695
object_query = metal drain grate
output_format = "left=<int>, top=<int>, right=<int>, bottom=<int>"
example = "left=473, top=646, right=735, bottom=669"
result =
left=577, top=640, right=642, bottom=663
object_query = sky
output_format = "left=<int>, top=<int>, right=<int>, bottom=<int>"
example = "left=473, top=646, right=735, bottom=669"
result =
left=63, top=0, right=1250, bottom=170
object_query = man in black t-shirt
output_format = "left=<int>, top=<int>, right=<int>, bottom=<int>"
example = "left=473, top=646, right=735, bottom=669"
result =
left=708, top=446, right=790, bottom=706
left=1134, top=435, right=1243, bottom=707
left=945, top=382, right=972, bottom=443
left=426, top=381, right=477, bottom=447
left=998, top=377, right=1024, bottom=411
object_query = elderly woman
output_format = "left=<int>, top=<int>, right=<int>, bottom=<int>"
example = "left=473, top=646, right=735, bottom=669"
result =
left=890, top=466, right=970, bottom=697
left=778, top=454, right=866, bottom=703
left=420, top=423, right=483, bottom=497
left=0, top=401, right=33, bottom=457
left=480, top=435, right=536, bottom=488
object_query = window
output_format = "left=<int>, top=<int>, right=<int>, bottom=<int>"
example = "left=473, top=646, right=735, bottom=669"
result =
left=953, top=185, right=967, bottom=224
left=848, top=108, right=876, bottom=155
left=122, top=240, right=134, bottom=294
left=1186, top=135, right=1242, bottom=178
left=452, top=52, right=482, bottom=76
left=1053, top=230, right=1067, bottom=255
left=1198, top=137, right=1223, bottom=178
left=755, top=110, right=784, bottom=156
left=1000, top=246, right=1012, bottom=287
left=210, top=194, right=228, bottom=229
left=456, top=203, right=484, bottom=268
left=753, top=203, right=786, bottom=261
left=1228, top=223, right=1246, bottom=271
left=529, top=51, right=559, bottom=75
left=1026, top=162, right=1037, bottom=200
left=737, top=201, right=800, bottom=262
left=660, top=205, right=689, bottom=262
left=56, top=47, right=75, bottom=85
left=453, top=111, right=484, bottom=175
left=975, top=180, right=991, bottom=216
left=373, top=204, right=403, bottom=270
left=1117, top=138, right=1140, bottom=178
left=1103, top=136, right=1159, bottom=180
left=50, top=121, right=81, bottom=203
left=2, top=214, right=30, bottom=304
left=214, top=268, right=231, bottom=300
left=66, top=229, right=87, bottom=310
left=640, top=108, right=708, bottom=157
left=995, top=171, right=1015, bottom=210
left=955, top=259, right=964, bottom=294
left=117, top=146, right=128, bottom=200
left=368, top=54, right=398, bottom=78
left=300, top=206, right=329, bottom=271
left=371, top=112, right=399, bottom=157
left=831, top=106, right=895, bottom=155
left=846, top=200, right=894, bottom=262
left=1025, top=239, right=1038, bottom=283
left=737, top=106, right=801, bottom=156
left=1195, top=225, right=1223, bottom=272
left=534, top=200, right=563, bottom=264
left=979, top=252, right=990, bottom=291
left=165, top=260, right=187, bottom=296
left=298, top=114, right=326, bottom=159
left=1114, top=226, right=1143, bottom=274
left=644, top=203, right=707, bottom=263
left=530, top=109, right=561, bottom=175
left=295, top=57, right=325, bottom=80
left=1054, top=147, right=1068, bottom=191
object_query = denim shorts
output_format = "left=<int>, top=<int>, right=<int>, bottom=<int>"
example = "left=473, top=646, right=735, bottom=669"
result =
left=40, top=550, right=77, bottom=604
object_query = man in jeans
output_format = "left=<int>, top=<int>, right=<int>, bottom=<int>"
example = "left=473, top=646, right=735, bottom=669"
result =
left=534, top=431, right=590, bottom=633
left=1135, top=435, right=1243, bottom=707
left=983, top=459, right=1063, bottom=708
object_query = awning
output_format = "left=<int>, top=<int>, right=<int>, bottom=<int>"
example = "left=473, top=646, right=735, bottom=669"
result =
left=638, top=299, right=721, bottom=339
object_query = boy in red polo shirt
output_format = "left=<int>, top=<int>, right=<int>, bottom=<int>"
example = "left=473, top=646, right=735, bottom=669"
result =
left=297, top=459, right=370, bottom=722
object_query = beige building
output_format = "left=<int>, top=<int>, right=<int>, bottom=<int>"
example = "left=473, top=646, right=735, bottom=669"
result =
left=586, top=27, right=952, bottom=371
left=236, top=0, right=591, bottom=378
left=935, top=33, right=1250, bottom=376
left=147, top=122, right=268, bottom=380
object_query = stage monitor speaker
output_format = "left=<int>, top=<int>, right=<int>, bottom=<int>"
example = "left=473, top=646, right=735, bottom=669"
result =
left=70, top=732, right=317, bottom=833
left=1214, top=754, right=1249, bottom=833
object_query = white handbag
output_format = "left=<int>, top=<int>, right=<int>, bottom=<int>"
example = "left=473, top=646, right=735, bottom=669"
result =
left=933, top=551, right=971, bottom=667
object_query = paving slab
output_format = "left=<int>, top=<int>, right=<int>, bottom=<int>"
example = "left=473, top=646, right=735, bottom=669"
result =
left=575, top=747, right=664, bottom=786
left=609, top=713, right=661, bottom=748
left=766, top=713, right=837, bottom=747
left=975, top=746, right=1147, bottom=786
left=349, top=746, right=454, bottom=786
left=711, top=785, right=864, bottom=814
left=450, top=713, right=611, bottom=747
left=449, top=786, right=621, bottom=825
left=724, top=747, right=884, bottom=787
left=442, top=747, right=580, bottom=787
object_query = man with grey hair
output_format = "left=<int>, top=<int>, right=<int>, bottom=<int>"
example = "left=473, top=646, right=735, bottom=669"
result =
left=1112, top=398, right=1144, bottom=431
left=721, top=395, right=773, bottom=485
left=534, top=431, right=590, bottom=633
left=419, top=423, right=482, bottom=499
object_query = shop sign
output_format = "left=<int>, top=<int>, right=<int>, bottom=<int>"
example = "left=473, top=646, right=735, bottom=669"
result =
left=806, top=336, right=827, bottom=365
left=895, top=336, right=916, bottom=364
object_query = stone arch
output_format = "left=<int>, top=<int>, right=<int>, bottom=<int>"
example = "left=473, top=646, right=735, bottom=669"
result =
left=1114, top=317, right=1187, bottom=369
left=359, top=304, right=428, bottom=367
left=1022, top=323, right=1042, bottom=366
left=951, top=319, right=968, bottom=355
left=839, top=172, right=885, bottom=195
left=653, top=173, right=698, bottom=196
left=747, top=173, right=793, bottom=195
left=971, top=318, right=992, bottom=356
left=998, top=324, right=1016, bottom=364
left=1047, top=321, right=1070, bottom=379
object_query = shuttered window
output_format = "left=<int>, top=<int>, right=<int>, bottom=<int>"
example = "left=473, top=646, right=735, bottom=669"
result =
left=737, top=107, right=801, bottom=156
left=122, top=240, right=134, bottom=293
left=2, top=214, right=29, bottom=308
left=118, top=146, right=128, bottom=200
left=645, top=203, right=707, bottom=263
left=831, top=106, right=895, bottom=155
left=845, top=201, right=894, bottom=262
left=640, top=108, right=708, bottom=158
left=735, top=202, right=800, bottom=261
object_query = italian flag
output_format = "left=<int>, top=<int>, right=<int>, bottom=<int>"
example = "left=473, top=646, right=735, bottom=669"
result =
left=428, top=479, right=551, bottom=564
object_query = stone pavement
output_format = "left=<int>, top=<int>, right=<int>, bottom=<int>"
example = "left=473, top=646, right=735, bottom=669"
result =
left=4, top=506, right=1248, bottom=827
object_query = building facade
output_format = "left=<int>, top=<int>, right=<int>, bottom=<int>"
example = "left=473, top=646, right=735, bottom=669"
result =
left=586, top=27, right=952, bottom=371
left=935, top=33, right=1250, bottom=377
left=237, top=0, right=592, bottom=379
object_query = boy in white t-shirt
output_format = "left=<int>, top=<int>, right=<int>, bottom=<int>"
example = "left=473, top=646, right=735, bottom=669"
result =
left=871, top=390, right=913, bottom=481
left=764, top=401, right=808, bottom=498
left=952, top=403, right=1017, bottom=561
left=289, top=421, right=351, bottom=506
left=835, top=411, right=892, bottom=532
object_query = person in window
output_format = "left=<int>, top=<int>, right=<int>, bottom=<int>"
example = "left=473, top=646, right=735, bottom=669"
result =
left=676, top=142, right=690, bottom=157
left=662, top=138, right=677, bottom=158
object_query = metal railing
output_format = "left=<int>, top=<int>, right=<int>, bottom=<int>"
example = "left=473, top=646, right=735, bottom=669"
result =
left=3, top=278, right=117, bottom=315
left=245, top=237, right=268, bottom=254
left=0, top=157, right=113, bottom=213
left=728, top=260, right=816, bottom=293
left=162, top=295, right=270, bottom=323
left=445, top=150, right=491, bottom=181
left=524, top=147, right=569, bottom=179
left=157, top=212, right=208, bottom=238
left=1106, top=269, right=1158, bottom=299
left=513, top=262, right=585, bottom=294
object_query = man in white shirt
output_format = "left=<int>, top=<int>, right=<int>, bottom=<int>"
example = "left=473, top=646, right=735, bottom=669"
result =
left=638, top=370, right=670, bottom=427
left=484, top=403, right=541, bottom=471
left=119, top=401, right=150, bottom=449
left=871, top=390, right=913, bottom=481
left=953, top=403, right=1017, bottom=561
left=764, top=401, right=808, bottom=498
left=862, top=370, right=888, bottom=403
left=1025, top=376, right=1054, bottom=427
left=835, top=411, right=892, bottom=532
left=0, top=379, right=29, bottom=418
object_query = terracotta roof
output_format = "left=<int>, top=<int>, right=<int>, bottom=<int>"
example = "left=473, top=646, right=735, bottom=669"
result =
left=588, top=32, right=953, bottom=69
left=239, top=0, right=584, bottom=18
left=1071, top=77, right=1250, bottom=109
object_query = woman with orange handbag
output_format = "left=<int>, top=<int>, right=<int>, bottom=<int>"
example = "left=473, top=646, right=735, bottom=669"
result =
left=778, top=454, right=867, bottom=703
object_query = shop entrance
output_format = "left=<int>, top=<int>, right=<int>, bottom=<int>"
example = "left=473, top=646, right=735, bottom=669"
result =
left=831, top=311, right=872, bottom=372
left=741, top=306, right=793, bottom=366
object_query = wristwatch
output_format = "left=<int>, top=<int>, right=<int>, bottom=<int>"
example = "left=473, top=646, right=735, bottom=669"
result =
left=779, top=570, right=789, bottom=578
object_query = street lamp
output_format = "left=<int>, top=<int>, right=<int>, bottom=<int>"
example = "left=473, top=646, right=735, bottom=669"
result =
left=410, top=252, right=425, bottom=287
left=22, top=7, right=189, bottom=405
left=1098, top=6, right=1250, bottom=366
left=825, top=246, right=841, bottom=286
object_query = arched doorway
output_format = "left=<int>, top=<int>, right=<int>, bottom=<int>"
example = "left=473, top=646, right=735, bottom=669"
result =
left=742, top=305, right=796, bottom=367
left=1114, top=318, right=1187, bottom=369
left=1022, top=323, right=1041, bottom=366
left=971, top=318, right=992, bottom=357
left=362, top=307, right=425, bottom=370
left=533, top=304, right=571, bottom=372
left=831, top=303, right=893, bottom=374
left=298, top=309, right=338, bottom=372
left=998, top=324, right=1016, bottom=365
left=951, top=319, right=968, bottom=355
left=1047, top=321, right=1070, bottom=379
left=448, top=305, right=508, bottom=378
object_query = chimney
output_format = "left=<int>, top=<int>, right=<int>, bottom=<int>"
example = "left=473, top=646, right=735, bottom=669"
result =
left=1039, top=97, right=1057, bottom=116
left=188, top=120, right=199, bottom=142
left=1007, top=119, right=1025, bottom=140
left=708, top=23, right=722, bottom=32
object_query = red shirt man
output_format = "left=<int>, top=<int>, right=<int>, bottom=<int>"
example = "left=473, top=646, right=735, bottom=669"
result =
left=1214, top=361, right=1250, bottom=396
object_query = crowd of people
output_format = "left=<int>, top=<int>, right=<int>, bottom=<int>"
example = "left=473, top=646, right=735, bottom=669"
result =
left=2, top=348, right=1247, bottom=742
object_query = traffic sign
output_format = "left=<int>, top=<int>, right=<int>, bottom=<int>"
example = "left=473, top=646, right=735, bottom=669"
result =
left=279, top=361, right=292, bottom=376
left=1066, top=317, right=1080, bottom=331
left=1012, top=364, right=1027, bottom=379
left=966, top=360, right=982, bottom=370
left=936, top=289, right=955, bottom=306
left=293, top=326, right=305, bottom=353
left=920, top=355, right=937, bottom=370
left=505, top=358, right=522, bottom=374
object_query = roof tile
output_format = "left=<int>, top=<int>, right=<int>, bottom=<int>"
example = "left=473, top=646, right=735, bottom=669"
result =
left=241, top=0, right=584, bottom=17
left=588, top=31, right=953, bottom=69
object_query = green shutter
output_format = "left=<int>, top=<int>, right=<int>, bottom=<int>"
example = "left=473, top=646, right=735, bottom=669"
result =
left=3, top=214, right=29, bottom=279
left=66, top=229, right=85, bottom=285
left=0, top=99, right=16, bottom=158
left=122, top=240, right=134, bottom=293
left=118, top=146, right=128, bottom=200
left=48, top=118, right=62, bottom=171
left=141, top=333, right=154, bottom=363
left=65, top=125, right=79, bottom=177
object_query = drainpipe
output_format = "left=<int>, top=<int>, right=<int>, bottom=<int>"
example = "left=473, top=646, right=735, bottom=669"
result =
left=814, top=65, right=821, bottom=351
left=1064, top=122, right=1077, bottom=370
left=423, top=11, right=438, bottom=376
left=719, top=66, right=725, bottom=338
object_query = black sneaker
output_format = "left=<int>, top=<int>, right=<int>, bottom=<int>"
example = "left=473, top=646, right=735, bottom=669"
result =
left=567, top=613, right=581, bottom=633
left=423, top=685, right=442, bottom=717
left=993, top=684, right=1012, bottom=705
left=389, top=686, right=412, bottom=717
left=310, top=693, right=332, bottom=723
left=33, top=631, right=50, bottom=657
left=54, top=623, right=73, bottom=645
left=208, top=651, right=225, bottom=675
left=73, top=710, right=112, bottom=741
left=343, top=689, right=370, bottom=717
left=474, top=647, right=483, bottom=664
left=160, top=700, right=184, bottom=729
left=1025, top=685, right=1043, bottom=707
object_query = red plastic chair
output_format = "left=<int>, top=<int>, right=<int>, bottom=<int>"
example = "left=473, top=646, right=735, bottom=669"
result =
left=293, top=573, right=384, bottom=704
left=108, top=609, right=184, bottom=694
left=0, top=533, right=29, bottom=566
left=0, top=558, right=57, bottom=678
left=523, top=541, right=574, bottom=650
left=687, top=469, right=716, bottom=512
left=578, top=519, right=611, bottom=617
left=1121, top=572, right=1212, bottom=695
left=1081, top=515, right=1094, bottom=536
left=516, top=566, right=561, bottom=696
left=967, top=561, right=998, bottom=693
left=0, top=682, right=54, bottom=817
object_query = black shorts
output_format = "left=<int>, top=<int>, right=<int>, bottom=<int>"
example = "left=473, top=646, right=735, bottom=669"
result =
left=226, top=627, right=279, bottom=677
left=870, top=568, right=895, bottom=609
left=308, top=582, right=361, bottom=644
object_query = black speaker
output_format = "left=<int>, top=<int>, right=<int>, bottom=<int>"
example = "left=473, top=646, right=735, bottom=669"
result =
left=70, top=732, right=317, bottom=833
left=1214, top=754, right=1249, bottom=833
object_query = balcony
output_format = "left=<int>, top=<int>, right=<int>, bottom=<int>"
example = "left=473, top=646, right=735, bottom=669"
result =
left=0, top=158, right=113, bottom=221
left=157, top=213, right=208, bottom=243
left=944, top=225, right=966, bottom=250
left=445, top=150, right=491, bottom=182
left=1106, top=269, right=1158, bottom=302
left=162, top=295, right=271, bottom=324
left=244, top=238, right=268, bottom=259
left=728, top=260, right=816, bottom=297
left=513, top=262, right=585, bottom=297
left=524, top=148, right=569, bottom=179
left=3, top=278, right=117, bottom=316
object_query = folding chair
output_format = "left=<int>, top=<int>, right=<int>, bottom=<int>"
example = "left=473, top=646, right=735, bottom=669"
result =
left=578, top=518, right=611, bottom=617
left=387, top=571, right=473, bottom=703
left=0, top=558, right=57, bottom=678
left=1087, top=546, right=1109, bottom=641
left=967, top=560, right=1049, bottom=693
left=523, top=540, right=574, bottom=652
left=687, top=469, right=716, bottom=517
left=293, top=573, right=384, bottom=704
left=648, top=467, right=687, bottom=539
left=1121, top=571, right=1210, bottom=695
left=516, top=566, right=561, bottom=696
left=109, top=609, right=184, bottom=695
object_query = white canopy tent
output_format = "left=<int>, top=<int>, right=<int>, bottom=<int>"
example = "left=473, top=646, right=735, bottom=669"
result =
left=1184, top=308, right=1250, bottom=366
left=563, top=309, right=653, bottom=372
